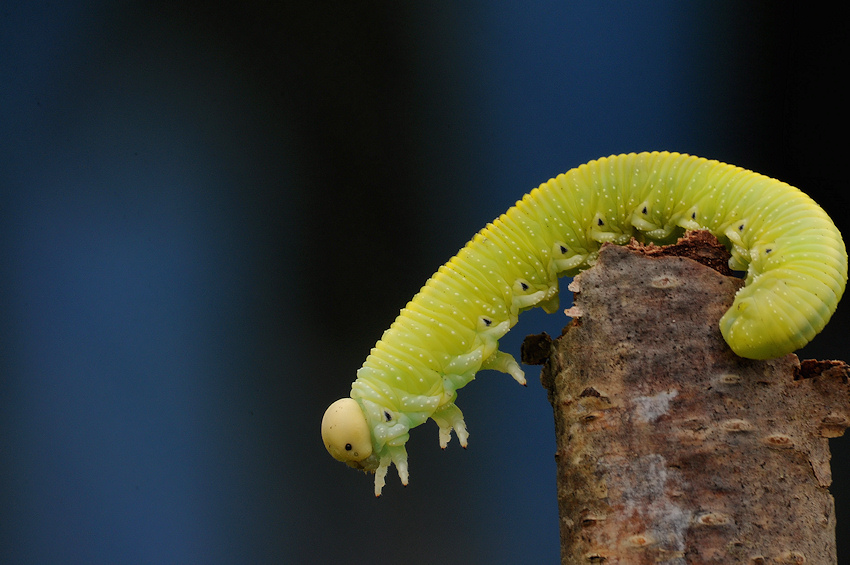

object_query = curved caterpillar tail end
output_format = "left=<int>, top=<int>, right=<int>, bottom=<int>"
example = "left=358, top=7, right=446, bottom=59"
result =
left=720, top=228, right=847, bottom=359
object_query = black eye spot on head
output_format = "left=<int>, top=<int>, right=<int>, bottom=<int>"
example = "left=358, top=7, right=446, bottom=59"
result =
left=520, top=281, right=529, bottom=291
left=384, top=411, right=392, bottom=422
left=345, top=443, right=352, bottom=451
left=642, top=206, right=648, bottom=215
left=691, top=211, right=696, bottom=220
left=738, top=224, right=744, bottom=231
left=560, top=245, right=568, bottom=254
left=597, top=218, right=604, bottom=226
left=482, top=317, right=492, bottom=326
left=766, top=248, right=772, bottom=254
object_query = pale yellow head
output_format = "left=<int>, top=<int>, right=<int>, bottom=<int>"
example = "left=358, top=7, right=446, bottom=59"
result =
left=321, top=398, right=372, bottom=463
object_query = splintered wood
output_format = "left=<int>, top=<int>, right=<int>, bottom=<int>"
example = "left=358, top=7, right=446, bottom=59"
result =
left=527, top=235, right=850, bottom=564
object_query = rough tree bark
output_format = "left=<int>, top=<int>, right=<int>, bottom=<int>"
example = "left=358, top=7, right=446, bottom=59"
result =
left=521, top=232, right=850, bottom=565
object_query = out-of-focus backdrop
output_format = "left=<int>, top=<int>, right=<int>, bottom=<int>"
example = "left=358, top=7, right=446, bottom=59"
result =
left=2, top=2, right=847, bottom=563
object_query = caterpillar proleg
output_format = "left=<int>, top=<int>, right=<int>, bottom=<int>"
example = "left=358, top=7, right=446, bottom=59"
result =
left=321, top=151, right=847, bottom=495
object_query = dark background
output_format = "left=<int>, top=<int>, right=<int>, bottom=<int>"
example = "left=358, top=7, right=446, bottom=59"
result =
left=2, top=2, right=847, bottom=563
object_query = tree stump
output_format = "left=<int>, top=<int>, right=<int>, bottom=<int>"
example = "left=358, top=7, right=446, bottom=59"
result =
left=522, top=233, right=850, bottom=564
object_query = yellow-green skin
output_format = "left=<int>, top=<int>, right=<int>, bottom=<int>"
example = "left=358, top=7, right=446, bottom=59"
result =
left=321, top=151, right=848, bottom=495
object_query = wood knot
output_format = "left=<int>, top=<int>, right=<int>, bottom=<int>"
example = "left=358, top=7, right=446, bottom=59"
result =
left=717, top=373, right=742, bottom=385
left=582, top=411, right=606, bottom=424
left=579, top=387, right=610, bottom=402
left=694, top=511, right=733, bottom=526
left=625, top=533, right=656, bottom=547
left=580, top=513, right=606, bottom=528
left=721, top=419, right=753, bottom=433
left=763, top=434, right=794, bottom=449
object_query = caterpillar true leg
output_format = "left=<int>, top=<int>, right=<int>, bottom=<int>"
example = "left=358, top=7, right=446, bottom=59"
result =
left=321, top=151, right=847, bottom=495
left=431, top=401, right=469, bottom=449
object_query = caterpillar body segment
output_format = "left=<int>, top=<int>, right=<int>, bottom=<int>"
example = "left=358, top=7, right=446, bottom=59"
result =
left=321, top=151, right=848, bottom=495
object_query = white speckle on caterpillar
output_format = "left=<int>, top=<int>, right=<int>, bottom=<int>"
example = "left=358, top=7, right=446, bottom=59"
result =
left=321, top=151, right=848, bottom=494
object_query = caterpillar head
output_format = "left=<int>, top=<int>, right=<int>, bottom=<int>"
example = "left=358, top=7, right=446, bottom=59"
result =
left=321, top=398, right=373, bottom=464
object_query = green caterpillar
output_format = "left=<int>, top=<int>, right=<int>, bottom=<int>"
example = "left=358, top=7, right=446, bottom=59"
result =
left=321, top=151, right=847, bottom=495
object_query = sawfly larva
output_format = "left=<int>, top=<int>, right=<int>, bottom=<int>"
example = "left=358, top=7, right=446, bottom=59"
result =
left=321, top=151, right=847, bottom=495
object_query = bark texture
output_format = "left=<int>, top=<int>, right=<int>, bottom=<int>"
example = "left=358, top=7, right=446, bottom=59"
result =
left=524, top=234, right=850, bottom=565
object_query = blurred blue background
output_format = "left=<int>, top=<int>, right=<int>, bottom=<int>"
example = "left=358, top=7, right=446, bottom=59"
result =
left=2, top=2, right=847, bottom=563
